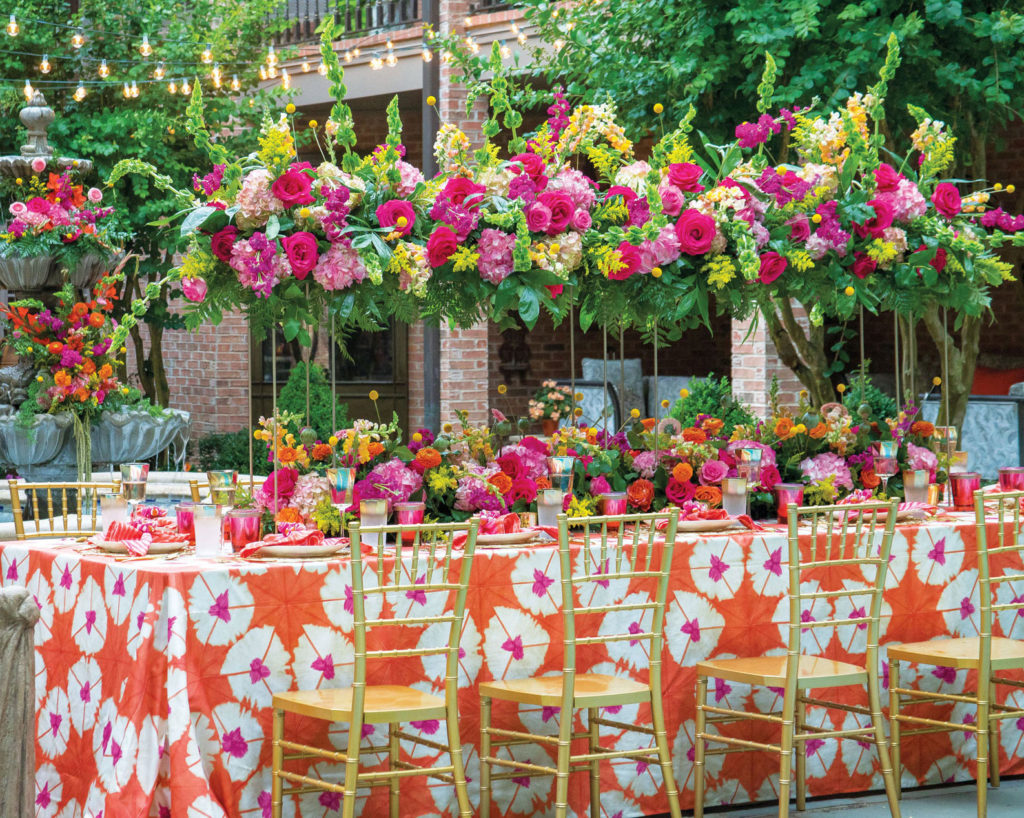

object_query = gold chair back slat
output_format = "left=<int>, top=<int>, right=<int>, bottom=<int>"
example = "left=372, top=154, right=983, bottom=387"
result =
left=7, top=480, right=120, bottom=540
left=976, top=489, right=1024, bottom=630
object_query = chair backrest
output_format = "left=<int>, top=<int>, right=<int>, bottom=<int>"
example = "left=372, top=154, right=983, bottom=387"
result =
left=7, top=480, right=120, bottom=539
left=188, top=478, right=264, bottom=502
left=346, top=518, right=480, bottom=701
left=786, top=499, right=898, bottom=663
left=974, top=489, right=1024, bottom=670
left=554, top=510, right=679, bottom=694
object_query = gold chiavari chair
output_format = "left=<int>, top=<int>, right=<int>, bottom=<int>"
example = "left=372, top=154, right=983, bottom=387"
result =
left=889, top=488, right=1024, bottom=817
left=7, top=480, right=120, bottom=540
left=270, top=517, right=480, bottom=818
left=694, top=499, right=901, bottom=818
left=479, top=510, right=682, bottom=818
left=188, top=477, right=264, bottom=502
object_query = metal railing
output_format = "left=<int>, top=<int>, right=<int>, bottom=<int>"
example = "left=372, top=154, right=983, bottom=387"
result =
left=470, top=0, right=514, bottom=10
left=273, top=0, right=422, bottom=45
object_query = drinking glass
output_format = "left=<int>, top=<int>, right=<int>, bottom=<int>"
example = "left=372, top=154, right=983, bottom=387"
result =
left=722, top=477, right=748, bottom=518
left=597, top=491, right=627, bottom=529
left=949, top=451, right=969, bottom=475
left=932, top=426, right=958, bottom=460
left=872, top=441, right=899, bottom=496
left=949, top=472, right=981, bottom=511
left=359, top=499, right=389, bottom=547
left=546, top=456, right=576, bottom=494
left=206, top=470, right=238, bottom=505
left=394, top=501, right=425, bottom=543
left=99, top=492, right=129, bottom=531
left=775, top=483, right=805, bottom=523
left=736, top=447, right=763, bottom=485
left=193, top=504, right=223, bottom=558
left=927, top=483, right=945, bottom=506
left=998, top=467, right=1024, bottom=492
left=327, top=467, right=356, bottom=509
left=225, top=508, right=262, bottom=553
left=902, top=469, right=930, bottom=504
left=175, top=502, right=196, bottom=544
left=537, top=489, right=564, bottom=528
left=120, top=462, right=149, bottom=516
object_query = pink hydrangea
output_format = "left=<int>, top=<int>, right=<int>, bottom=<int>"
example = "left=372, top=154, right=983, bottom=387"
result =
left=500, top=442, right=548, bottom=480
left=394, top=160, right=425, bottom=196
left=547, top=169, right=596, bottom=210
left=632, top=450, right=659, bottom=479
left=357, top=458, right=423, bottom=505
left=879, top=178, right=928, bottom=223
left=454, top=466, right=505, bottom=513
left=290, top=473, right=329, bottom=518
left=477, top=228, right=516, bottom=284
left=313, top=243, right=367, bottom=291
left=800, top=452, right=854, bottom=490
left=906, top=442, right=938, bottom=474
left=236, top=169, right=284, bottom=226
left=639, top=225, right=681, bottom=272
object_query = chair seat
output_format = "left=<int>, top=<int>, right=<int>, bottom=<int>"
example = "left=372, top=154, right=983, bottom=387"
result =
left=479, top=673, right=651, bottom=707
left=888, top=636, right=1024, bottom=670
left=274, top=685, right=447, bottom=724
left=696, top=655, right=867, bottom=688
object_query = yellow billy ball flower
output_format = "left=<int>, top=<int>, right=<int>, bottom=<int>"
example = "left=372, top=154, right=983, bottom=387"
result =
left=679, top=388, right=689, bottom=399
left=574, top=392, right=583, bottom=401
left=412, top=431, right=423, bottom=442
left=932, top=376, right=942, bottom=386
left=794, top=424, right=807, bottom=434
left=812, top=213, right=822, bottom=223
left=15, top=177, right=23, bottom=186
left=254, top=429, right=263, bottom=440
left=368, top=389, right=379, bottom=401
left=285, top=103, right=296, bottom=114
left=426, top=95, right=437, bottom=106
left=328, top=435, right=338, bottom=446
left=121, top=387, right=130, bottom=395
left=836, top=383, right=846, bottom=394
left=844, top=286, right=855, bottom=296
left=574, top=407, right=583, bottom=417
left=994, top=182, right=1003, bottom=191
left=120, top=346, right=127, bottom=353
left=442, top=422, right=453, bottom=433
left=396, top=215, right=408, bottom=228
left=661, top=399, right=670, bottom=408
left=1007, top=184, right=1016, bottom=193
left=308, top=119, right=318, bottom=129
left=651, top=266, right=663, bottom=278
left=299, top=207, right=311, bottom=219
left=653, top=103, right=664, bottom=114
left=36, top=375, right=44, bottom=382
left=630, top=408, right=640, bottom=418
left=497, top=384, right=508, bottom=395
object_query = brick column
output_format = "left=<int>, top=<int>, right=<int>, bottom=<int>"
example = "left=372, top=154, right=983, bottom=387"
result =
left=731, top=310, right=805, bottom=419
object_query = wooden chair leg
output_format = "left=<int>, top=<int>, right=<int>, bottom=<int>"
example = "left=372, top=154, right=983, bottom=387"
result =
left=989, top=681, right=1001, bottom=789
left=480, top=696, right=492, bottom=818
left=795, top=695, right=807, bottom=812
left=651, top=690, right=682, bottom=818
left=271, top=709, right=284, bottom=818
left=588, top=707, right=600, bottom=818
left=389, top=722, right=400, bottom=818
left=889, top=659, right=902, bottom=801
left=447, top=704, right=472, bottom=818
left=694, top=676, right=708, bottom=818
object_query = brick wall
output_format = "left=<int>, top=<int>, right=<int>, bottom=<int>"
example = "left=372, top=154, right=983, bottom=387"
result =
left=731, top=313, right=805, bottom=418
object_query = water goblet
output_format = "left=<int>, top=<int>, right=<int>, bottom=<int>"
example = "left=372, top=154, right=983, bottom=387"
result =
left=872, top=441, right=899, bottom=496
left=120, top=462, right=150, bottom=517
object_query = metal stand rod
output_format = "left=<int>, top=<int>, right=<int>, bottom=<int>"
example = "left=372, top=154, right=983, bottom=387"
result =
left=602, top=325, right=609, bottom=436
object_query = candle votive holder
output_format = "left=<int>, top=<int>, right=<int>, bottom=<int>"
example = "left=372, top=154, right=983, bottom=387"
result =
left=736, top=447, right=763, bottom=485
left=597, top=491, right=627, bottom=529
left=546, top=456, right=576, bottom=494
left=100, top=492, right=129, bottom=529
left=949, top=472, right=981, bottom=511
left=902, top=470, right=930, bottom=504
left=175, top=502, right=196, bottom=544
left=225, top=508, right=262, bottom=553
left=927, top=483, right=945, bottom=506
left=394, top=501, right=425, bottom=543
left=998, top=467, right=1024, bottom=492
left=775, top=483, right=805, bottom=523
left=359, top=499, right=389, bottom=546
left=193, top=503, right=223, bottom=558
left=206, top=469, right=238, bottom=505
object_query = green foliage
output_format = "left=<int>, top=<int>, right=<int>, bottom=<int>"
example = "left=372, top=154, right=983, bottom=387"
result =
left=275, top=361, right=349, bottom=442
left=196, top=429, right=270, bottom=475
left=842, top=369, right=899, bottom=422
left=669, top=374, right=757, bottom=430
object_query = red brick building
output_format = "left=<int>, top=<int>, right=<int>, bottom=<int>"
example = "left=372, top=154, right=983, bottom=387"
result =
left=153, top=1, right=1024, bottom=442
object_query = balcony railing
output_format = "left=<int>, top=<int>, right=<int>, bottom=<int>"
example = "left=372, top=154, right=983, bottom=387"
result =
left=274, top=0, right=422, bottom=45
left=470, top=1, right=514, bottom=11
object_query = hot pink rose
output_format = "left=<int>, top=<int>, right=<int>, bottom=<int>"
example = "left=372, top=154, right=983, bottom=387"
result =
left=589, top=475, right=611, bottom=495
left=280, top=231, right=319, bottom=278
left=700, top=459, right=729, bottom=485
left=665, top=477, right=696, bottom=505
left=852, top=251, right=877, bottom=279
left=759, top=463, right=782, bottom=491
left=875, top=163, right=901, bottom=193
left=376, top=199, right=416, bottom=236
left=511, top=152, right=547, bottom=186
left=426, top=225, right=458, bottom=267
left=931, top=182, right=961, bottom=218
left=497, top=452, right=525, bottom=480
left=857, top=198, right=894, bottom=238
left=659, top=185, right=684, bottom=217
left=538, top=191, right=574, bottom=235
left=667, top=162, right=704, bottom=192
left=87, top=187, right=103, bottom=203
left=605, top=185, right=637, bottom=205
left=758, top=251, right=788, bottom=284
left=210, top=225, right=238, bottom=263
left=787, top=215, right=810, bottom=241
left=181, top=277, right=207, bottom=303
left=571, top=210, right=592, bottom=231
left=30, top=157, right=46, bottom=173
left=525, top=201, right=552, bottom=233
left=271, top=168, right=315, bottom=207
left=675, top=209, right=716, bottom=255
left=608, top=241, right=642, bottom=280
left=915, top=244, right=947, bottom=273
left=438, top=176, right=486, bottom=208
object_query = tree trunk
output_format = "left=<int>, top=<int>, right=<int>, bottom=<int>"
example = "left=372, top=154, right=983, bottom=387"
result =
left=921, top=304, right=980, bottom=432
left=758, top=294, right=836, bottom=407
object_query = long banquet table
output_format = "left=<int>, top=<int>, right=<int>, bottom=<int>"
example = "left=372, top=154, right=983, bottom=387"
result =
left=2, top=513, right=1023, bottom=818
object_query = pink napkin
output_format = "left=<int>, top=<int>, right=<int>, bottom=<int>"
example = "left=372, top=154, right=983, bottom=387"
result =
left=239, top=527, right=325, bottom=558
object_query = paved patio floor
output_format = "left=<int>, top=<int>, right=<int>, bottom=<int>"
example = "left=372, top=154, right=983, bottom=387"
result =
left=700, top=777, right=1023, bottom=817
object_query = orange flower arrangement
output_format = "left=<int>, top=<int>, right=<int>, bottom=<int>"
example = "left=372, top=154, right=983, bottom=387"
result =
left=367, top=441, right=385, bottom=458
left=774, top=418, right=794, bottom=438
left=311, top=443, right=333, bottom=461
left=808, top=422, right=828, bottom=439
left=627, top=478, right=654, bottom=511
left=694, top=485, right=722, bottom=508
left=489, top=473, right=513, bottom=495
left=911, top=421, right=935, bottom=437
left=672, top=462, right=693, bottom=484
left=415, top=447, right=442, bottom=469
left=277, top=446, right=299, bottom=464
left=682, top=427, right=707, bottom=444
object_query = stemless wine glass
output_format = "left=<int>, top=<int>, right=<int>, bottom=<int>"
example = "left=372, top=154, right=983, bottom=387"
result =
left=872, top=441, right=899, bottom=496
left=546, top=456, right=576, bottom=494
left=120, top=462, right=150, bottom=517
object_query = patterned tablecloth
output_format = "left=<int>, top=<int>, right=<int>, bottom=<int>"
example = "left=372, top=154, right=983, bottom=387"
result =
left=2, top=515, right=1023, bottom=818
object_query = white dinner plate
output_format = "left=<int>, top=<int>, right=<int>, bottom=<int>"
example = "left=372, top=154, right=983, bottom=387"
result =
left=95, top=539, right=186, bottom=555
left=249, top=540, right=349, bottom=559
left=677, top=518, right=742, bottom=533
left=475, top=530, right=552, bottom=547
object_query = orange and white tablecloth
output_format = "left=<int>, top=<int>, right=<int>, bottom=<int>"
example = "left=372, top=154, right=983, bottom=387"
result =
left=2, top=515, right=1022, bottom=818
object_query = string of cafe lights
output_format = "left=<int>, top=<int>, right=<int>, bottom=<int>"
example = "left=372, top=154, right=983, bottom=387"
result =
left=3, top=12, right=532, bottom=101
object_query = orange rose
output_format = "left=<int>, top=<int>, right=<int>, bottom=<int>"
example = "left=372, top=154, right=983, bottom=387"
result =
left=672, top=462, right=693, bottom=484
left=367, top=441, right=385, bottom=458
left=860, top=467, right=881, bottom=490
left=809, top=423, right=828, bottom=439
left=535, top=476, right=551, bottom=490
left=275, top=507, right=302, bottom=523
left=911, top=421, right=935, bottom=438
left=774, top=418, right=794, bottom=438
left=74, top=387, right=90, bottom=402
left=682, top=427, right=707, bottom=444
left=98, top=363, right=113, bottom=379
left=701, top=417, right=724, bottom=436
left=81, top=359, right=96, bottom=375
left=694, top=485, right=722, bottom=508
left=311, top=443, right=332, bottom=461
left=627, top=478, right=655, bottom=511
left=277, top=446, right=299, bottom=464
left=489, top=473, right=513, bottom=495
left=415, top=447, right=442, bottom=469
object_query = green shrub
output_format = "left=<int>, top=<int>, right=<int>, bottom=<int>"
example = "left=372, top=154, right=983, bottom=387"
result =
left=276, top=361, right=348, bottom=442
left=842, top=371, right=897, bottom=422
left=669, top=374, right=756, bottom=430
left=196, top=429, right=271, bottom=475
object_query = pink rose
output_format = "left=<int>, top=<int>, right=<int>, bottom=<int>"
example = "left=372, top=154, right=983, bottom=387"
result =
left=271, top=168, right=315, bottom=208
left=913, top=244, right=947, bottom=273
left=589, top=475, right=611, bottom=495
left=659, top=185, right=684, bottom=217
left=280, top=231, right=320, bottom=279
left=605, top=185, right=637, bottom=205
left=376, top=199, right=416, bottom=236
left=525, top=201, right=552, bottom=233
left=510, top=152, right=547, bottom=186
left=759, top=463, right=782, bottom=491
left=181, top=277, right=207, bottom=303
left=856, top=198, right=895, bottom=238
left=497, top=452, right=525, bottom=480
left=426, top=225, right=458, bottom=267
left=30, top=157, right=46, bottom=173
left=571, top=210, right=592, bottom=231
left=931, top=182, right=961, bottom=218
left=507, top=477, right=538, bottom=506
left=675, top=209, right=716, bottom=255
left=87, top=187, right=103, bottom=203
left=438, top=176, right=486, bottom=208
left=852, top=251, right=877, bottom=279
left=608, top=241, right=642, bottom=280
left=700, top=459, right=729, bottom=485
left=758, top=251, right=788, bottom=284
left=787, top=215, right=810, bottom=241
left=665, top=477, right=696, bottom=505
left=667, top=162, right=704, bottom=192
left=538, top=191, right=574, bottom=234
left=875, top=163, right=901, bottom=193
left=210, top=225, right=238, bottom=263
left=547, top=284, right=564, bottom=298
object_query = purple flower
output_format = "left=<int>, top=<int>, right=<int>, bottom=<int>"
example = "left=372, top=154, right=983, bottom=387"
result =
left=59, top=349, right=83, bottom=367
left=192, top=164, right=226, bottom=196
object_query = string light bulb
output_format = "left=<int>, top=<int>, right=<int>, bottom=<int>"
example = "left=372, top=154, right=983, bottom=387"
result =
left=201, top=43, right=213, bottom=64
left=386, top=39, right=394, bottom=49
left=301, top=60, right=310, bottom=73
left=385, top=49, right=397, bottom=67
left=259, top=65, right=267, bottom=81
left=39, top=53, right=52, bottom=74
left=511, top=22, right=520, bottom=35
left=352, top=47, right=360, bottom=58
left=517, top=32, right=527, bottom=45
left=98, top=59, right=110, bottom=78
left=266, top=45, right=277, bottom=66
left=154, top=61, right=166, bottom=80
left=421, top=46, right=433, bottom=62
left=181, top=77, right=192, bottom=95
left=212, top=63, right=222, bottom=88
left=230, top=73, right=240, bottom=91
left=131, top=80, right=139, bottom=98
left=139, top=34, right=152, bottom=57
left=268, top=65, right=278, bottom=78
left=281, top=67, right=290, bottom=89
left=23, top=79, right=33, bottom=100
left=73, top=83, right=86, bottom=102
left=317, top=60, right=327, bottom=75
left=499, top=41, right=511, bottom=59
left=168, top=79, right=177, bottom=94
left=123, top=82, right=131, bottom=99
left=343, top=51, right=353, bottom=63
left=370, top=53, right=383, bottom=71
left=71, top=29, right=84, bottom=49
left=6, top=14, right=19, bottom=37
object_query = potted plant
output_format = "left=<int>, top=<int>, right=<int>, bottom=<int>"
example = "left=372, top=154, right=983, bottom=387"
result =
left=528, top=380, right=573, bottom=436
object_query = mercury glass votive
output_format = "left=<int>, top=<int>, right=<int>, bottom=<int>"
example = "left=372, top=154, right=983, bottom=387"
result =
left=949, top=472, right=981, bottom=511
left=394, top=501, right=425, bottom=543
left=175, top=502, right=196, bottom=544
left=775, top=483, right=804, bottom=523
left=998, top=467, right=1024, bottom=492
left=546, top=456, right=576, bottom=494
left=722, top=477, right=748, bottom=518
left=225, top=508, right=262, bottom=553
left=902, top=469, right=930, bottom=504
